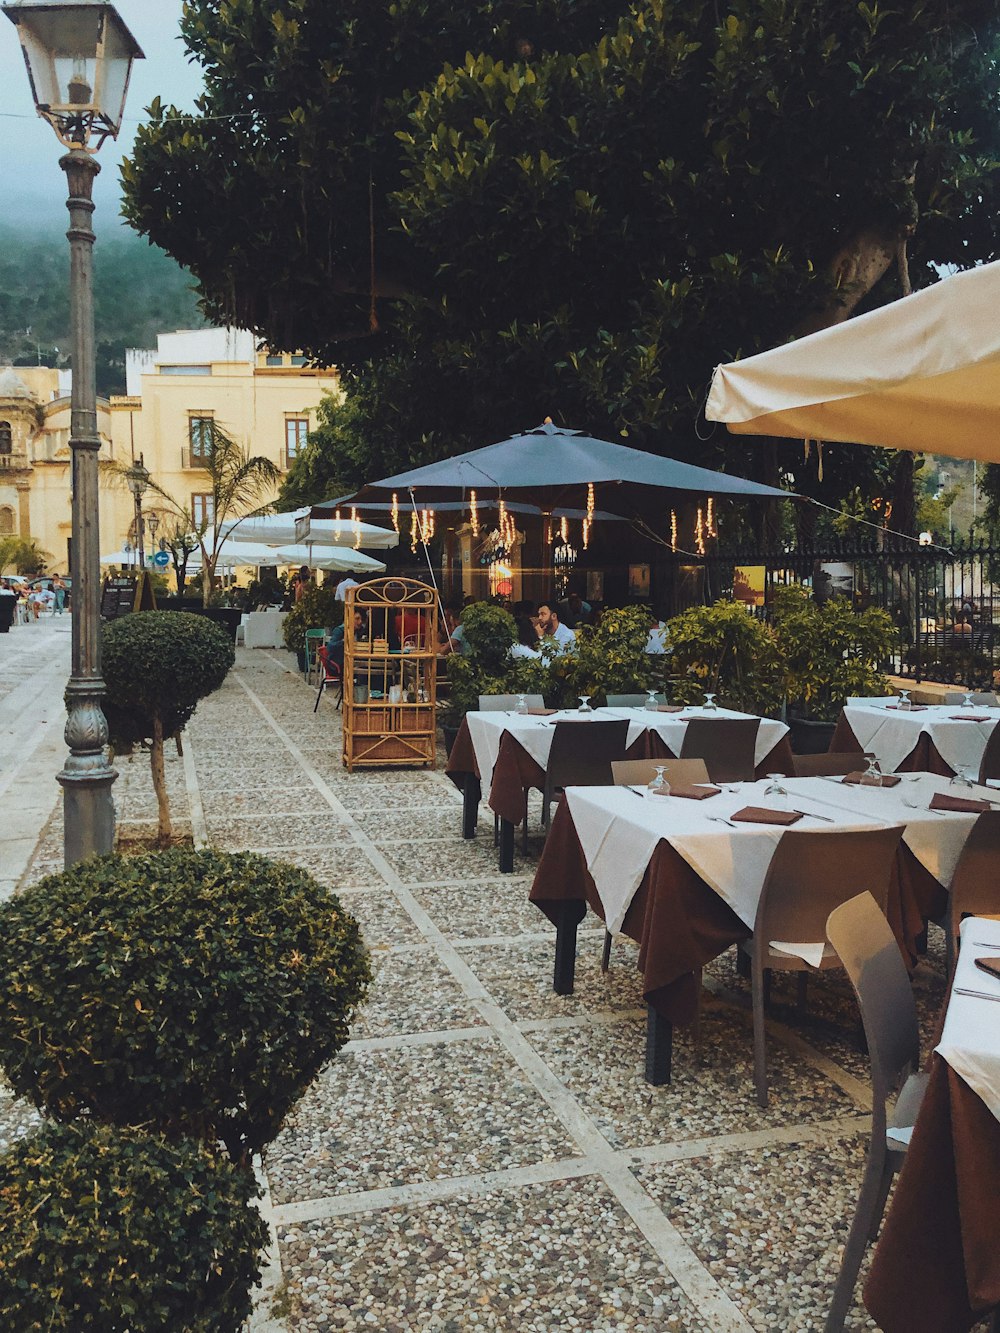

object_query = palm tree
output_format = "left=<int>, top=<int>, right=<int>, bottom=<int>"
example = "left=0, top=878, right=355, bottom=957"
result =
left=107, top=425, right=281, bottom=606
left=0, top=536, right=51, bottom=577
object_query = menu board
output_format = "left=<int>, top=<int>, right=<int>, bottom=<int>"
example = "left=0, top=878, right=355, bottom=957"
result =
left=100, top=572, right=156, bottom=619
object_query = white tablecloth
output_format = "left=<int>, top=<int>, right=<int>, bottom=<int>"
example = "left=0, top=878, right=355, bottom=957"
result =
left=244, top=610, right=288, bottom=649
left=843, top=704, right=1000, bottom=776
left=937, top=916, right=1000, bottom=1123
left=465, top=710, right=647, bottom=786
left=600, top=706, right=789, bottom=769
left=564, top=773, right=990, bottom=961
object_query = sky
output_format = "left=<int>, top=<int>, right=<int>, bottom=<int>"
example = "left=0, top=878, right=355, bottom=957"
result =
left=0, top=1, right=205, bottom=230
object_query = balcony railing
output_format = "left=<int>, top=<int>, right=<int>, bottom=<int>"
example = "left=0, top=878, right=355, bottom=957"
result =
left=0, top=453, right=30, bottom=471
left=181, top=447, right=211, bottom=470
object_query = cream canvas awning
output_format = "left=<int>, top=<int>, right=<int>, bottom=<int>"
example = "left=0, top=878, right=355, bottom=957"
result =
left=706, top=261, right=1000, bottom=461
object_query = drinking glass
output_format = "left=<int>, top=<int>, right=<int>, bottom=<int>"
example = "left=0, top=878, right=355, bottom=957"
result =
left=950, top=766, right=975, bottom=789
left=578, top=695, right=592, bottom=713
left=898, top=688, right=911, bottom=711
left=647, top=766, right=669, bottom=794
left=763, top=773, right=787, bottom=799
left=963, top=692, right=975, bottom=709
left=703, top=692, right=718, bottom=711
left=645, top=689, right=659, bottom=712
left=515, top=693, right=528, bottom=715
left=859, top=754, right=883, bottom=787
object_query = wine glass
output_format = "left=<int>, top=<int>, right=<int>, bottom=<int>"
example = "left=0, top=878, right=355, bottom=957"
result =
left=515, top=693, right=528, bottom=715
left=898, top=688, right=911, bottom=712
left=763, top=773, right=787, bottom=799
left=859, top=754, right=883, bottom=787
left=644, top=689, right=659, bottom=712
left=703, top=692, right=718, bottom=711
left=962, top=691, right=975, bottom=709
left=950, top=766, right=975, bottom=789
left=578, top=695, right=592, bottom=713
left=647, top=766, right=669, bottom=794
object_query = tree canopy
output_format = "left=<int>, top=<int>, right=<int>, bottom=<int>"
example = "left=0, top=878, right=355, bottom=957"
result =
left=122, top=1, right=1000, bottom=517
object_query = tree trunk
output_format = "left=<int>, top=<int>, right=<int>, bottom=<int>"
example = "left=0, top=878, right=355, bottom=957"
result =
left=795, top=225, right=901, bottom=337
left=201, top=558, right=212, bottom=609
left=890, top=451, right=917, bottom=537
left=151, top=715, right=172, bottom=847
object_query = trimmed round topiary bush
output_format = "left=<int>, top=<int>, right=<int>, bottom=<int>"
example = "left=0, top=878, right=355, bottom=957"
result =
left=102, top=611, right=236, bottom=843
left=0, top=849, right=371, bottom=1161
left=0, top=1120, right=268, bottom=1332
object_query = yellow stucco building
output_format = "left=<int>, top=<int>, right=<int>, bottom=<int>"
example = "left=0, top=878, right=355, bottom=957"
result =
left=0, top=328, right=340, bottom=573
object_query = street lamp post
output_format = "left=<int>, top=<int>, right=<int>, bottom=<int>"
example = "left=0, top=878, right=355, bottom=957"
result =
left=3, top=0, right=143, bottom=867
left=126, top=453, right=150, bottom=568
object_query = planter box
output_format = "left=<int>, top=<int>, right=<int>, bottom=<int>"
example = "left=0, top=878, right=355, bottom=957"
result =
left=787, top=715, right=838, bottom=755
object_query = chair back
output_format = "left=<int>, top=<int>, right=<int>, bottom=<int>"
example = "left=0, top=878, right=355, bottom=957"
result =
left=478, top=693, right=545, bottom=711
left=978, top=724, right=1000, bottom=784
left=948, top=810, right=1000, bottom=938
left=945, top=690, right=999, bottom=707
left=605, top=693, right=664, bottom=708
left=680, top=717, right=761, bottom=782
left=317, top=644, right=340, bottom=682
left=547, top=719, right=630, bottom=791
left=846, top=696, right=896, bottom=706
left=755, top=826, right=904, bottom=958
left=611, top=757, right=710, bottom=786
left=790, top=752, right=863, bottom=778
left=826, top=892, right=920, bottom=1134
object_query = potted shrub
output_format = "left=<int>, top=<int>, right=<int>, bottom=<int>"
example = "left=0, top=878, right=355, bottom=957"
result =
left=0, top=1121, right=267, bottom=1332
left=102, top=611, right=235, bottom=845
left=664, top=599, right=784, bottom=715
left=564, top=605, right=657, bottom=704
left=772, top=585, right=899, bottom=751
left=283, top=584, right=343, bottom=671
left=0, top=849, right=371, bottom=1164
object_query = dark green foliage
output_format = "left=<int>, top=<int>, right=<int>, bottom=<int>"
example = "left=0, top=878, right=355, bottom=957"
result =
left=282, top=584, right=344, bottom=653
left=101, top=611, right=235, bottom=749
left=0, top=1120, right=266, bottom=1333
left=564, top=607, right=657, bottom=704
left=0, top=850, right=372, bottom=1160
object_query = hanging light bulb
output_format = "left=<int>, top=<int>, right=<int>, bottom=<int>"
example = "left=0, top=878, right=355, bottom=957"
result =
left=582, top=517, right=590, bottom=550
left=469, top=489, right=479, bottom=537
left=560, top=515, right=569, bottom=544
left=670, top=509, right=678, bottom=552
left=695, top=507, right=705, bottom=556
left=586, top=482, right=595, bottom=524
left=390, top=492, right=399, bottom=533
left=707, top=496, right=716, bottom=538
left=351, top=506, right=361, bottom=549
left=410, top=509, right=419, bottom=554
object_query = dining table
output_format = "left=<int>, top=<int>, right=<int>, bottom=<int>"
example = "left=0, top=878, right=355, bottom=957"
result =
left=831, top=700, right=1000, bottom=777
left=446, top=705, right=794, bottom=872
left=529, top=772, right=997, bottom=1085
left=864, top=915, right=1000, bottom=1333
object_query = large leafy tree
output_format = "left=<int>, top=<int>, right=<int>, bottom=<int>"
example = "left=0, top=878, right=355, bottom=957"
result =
left=123, top=2, right=1000, bottom=524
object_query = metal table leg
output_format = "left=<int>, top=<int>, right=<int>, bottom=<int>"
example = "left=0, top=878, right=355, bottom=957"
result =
left=553, top=901, right=582, bottom=994
left=498, top=817, right=515, bottom=872
left=645, top=1003, right=672, bottom=1085
left=462, top=775, right=481, bottom=839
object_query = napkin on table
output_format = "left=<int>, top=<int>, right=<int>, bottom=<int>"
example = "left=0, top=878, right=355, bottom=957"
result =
left=653, top=784, right=721, bottom=800
left=842, top=772, right=902, bottom=788
left=730, top=806, right=803, bottom=826
left=929, top=792, right=992, bottom=814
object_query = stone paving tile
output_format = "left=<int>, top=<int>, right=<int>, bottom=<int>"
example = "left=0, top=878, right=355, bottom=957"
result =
left=352, top=807, right=464, bottom=842
left=337, top=887, right=425, bottom=951
left=273, top=844, right=387, bottom=891
left=526, top=1010, right=859, bottom=1151
left=412, top=877, right=554, bottom=940
left=195, top=763, right=308, bottom=791
left=335, top=781, right=457, bottom=812
left=635, top=1136, right=877, bottom=1332
left=463, top=937, right=648, bottom=1023
left=206, top=813, right=353, bottom=851
left=377, top=836, right=510, bottom=883
left=268, top=1038, right=579, bottom=1204
left=278, top=1176, right=710, bottom=1333
left=352, top=949, right=487, bottom=1040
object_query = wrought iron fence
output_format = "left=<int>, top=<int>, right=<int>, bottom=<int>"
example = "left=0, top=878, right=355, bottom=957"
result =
left=666, top=535, right=1000, bottom=688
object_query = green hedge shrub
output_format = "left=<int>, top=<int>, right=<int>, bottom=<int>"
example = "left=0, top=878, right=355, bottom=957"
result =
left=282, top=584, right=343, bottom=654
left=0, top=849, right=371, bottom=1162
left=102, top=611, right=236, bottom=842
left=665, top=600, right=784, bottom=715
left=0, top=1120, right=267, bottom=1333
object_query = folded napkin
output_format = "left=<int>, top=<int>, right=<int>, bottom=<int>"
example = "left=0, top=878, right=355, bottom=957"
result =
left=731, top=806, right=803, bottom=826
left=885, top=704, right=928, bottom=712
left=653, top=784, right=721, bottom=800
left=525, top=708, right=557, bottom=716
left=656, top=704, right=685, bottom=713
left=929, top=791, right=992, bottom=813
left=842, top=772, right=902, bottom=788
left=949, top=714, right=990, bottom=722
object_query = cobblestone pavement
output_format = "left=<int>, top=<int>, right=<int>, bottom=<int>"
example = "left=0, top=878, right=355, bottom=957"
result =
left=2, top=637, right=963, bottom=1330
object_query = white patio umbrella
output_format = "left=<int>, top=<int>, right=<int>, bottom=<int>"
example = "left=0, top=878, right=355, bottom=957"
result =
left=222, top=510, right=398, bottom=549
left=706, top=260, right=1000, bottom=460
left=271, top=544, right=385, bottom=573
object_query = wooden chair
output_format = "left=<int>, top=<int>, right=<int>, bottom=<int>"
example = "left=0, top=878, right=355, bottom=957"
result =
left=605, top=693, right=666, bottom=707
left=790, top=752, right=863, bottom=778
left=741, top=825, right=905, bottom=1106
left=822, top=892, right=928, bottom=1333
left=939, top=809, right=1000, bottom=975
left=304, top=627, right=326, bottom=683
left=680, top=717, right=760, bottom=782
left=978, top=723, right=1000, bottom=784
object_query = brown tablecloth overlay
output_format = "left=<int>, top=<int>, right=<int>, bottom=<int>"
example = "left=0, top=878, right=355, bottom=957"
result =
left=528, top=799, right=946, bottom=1027
left=831, top=713, right=956, bottom=776
left=446, top=717, right=796, bottom=826
left=864, top=1054, right=1000, bottom=1332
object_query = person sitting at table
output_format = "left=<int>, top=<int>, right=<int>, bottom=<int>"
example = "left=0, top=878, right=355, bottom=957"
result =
left=326, top=611, right=363, bottom=672
left=535, top=600, right=576, bottom=650
left=559, top=591, right=592, bottom=629
left=511, top=616, right=543, bottom=659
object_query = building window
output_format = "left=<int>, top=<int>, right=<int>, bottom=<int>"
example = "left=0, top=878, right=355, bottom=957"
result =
left=188, top=416, right=214, bottom=466
left=291, top=355, right=309, bottom=367
left=191, top=493, right=215, bottom=529
left=266, top=355, right=284, bottom=367
left=285, top=417, right=309, bottom=467
left=0, top=422, right=11, bottom=455
left=0, top=506, right=14, bottom=534
left=160, top=364, right=212, bottom=376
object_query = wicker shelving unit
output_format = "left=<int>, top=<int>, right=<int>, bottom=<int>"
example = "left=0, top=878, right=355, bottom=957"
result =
left=342, top=578, right=438, bottom=771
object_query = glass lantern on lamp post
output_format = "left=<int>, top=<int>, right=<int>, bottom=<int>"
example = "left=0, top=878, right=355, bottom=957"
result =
left=125, top=453, right=150, bottom=568
left=2, top=0, right=144, bottom=867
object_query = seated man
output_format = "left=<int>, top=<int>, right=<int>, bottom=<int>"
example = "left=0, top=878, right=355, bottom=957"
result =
left=559, top=591, right=592, bottom=629
left=535, top=601, right=576, bottom=650
left=325, top=611, right=362, bottom=672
